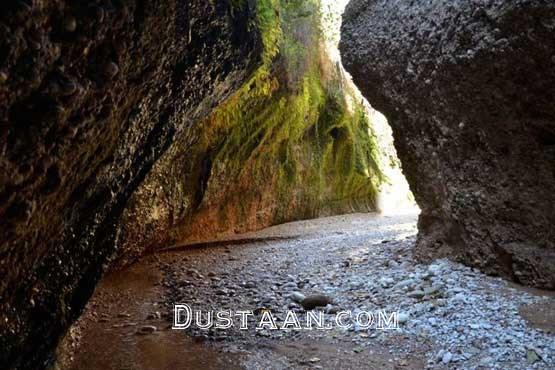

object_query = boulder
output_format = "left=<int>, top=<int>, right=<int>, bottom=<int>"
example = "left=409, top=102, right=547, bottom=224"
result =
left=341, top=0, right=555, bottom=289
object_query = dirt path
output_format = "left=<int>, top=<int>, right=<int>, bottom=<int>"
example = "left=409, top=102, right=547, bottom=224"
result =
left=57, top=213, right=554, bottom=370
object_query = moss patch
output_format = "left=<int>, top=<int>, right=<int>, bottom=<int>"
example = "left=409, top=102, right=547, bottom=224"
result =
left=175, top=0, right=385, bottom=239
left=118, top=0, right=387, bottom=251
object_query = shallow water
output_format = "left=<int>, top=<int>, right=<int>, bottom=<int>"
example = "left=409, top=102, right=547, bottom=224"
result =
left=59, top=260, right=244, bottom=370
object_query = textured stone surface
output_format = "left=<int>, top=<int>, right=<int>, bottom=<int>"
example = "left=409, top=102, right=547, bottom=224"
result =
left=0, top=1, right=259, bottom=368
left=113, top=0, right=386, bottom=265
left=340, top=0, right=555, bottom=288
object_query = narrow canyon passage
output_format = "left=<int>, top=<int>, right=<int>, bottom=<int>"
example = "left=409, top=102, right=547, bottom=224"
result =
left=1, top=0, right=554, bottom=369
left=58, top=213, right=554, bottom=370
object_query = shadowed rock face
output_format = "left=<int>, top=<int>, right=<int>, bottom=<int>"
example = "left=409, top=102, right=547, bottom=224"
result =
left=341, top=0, right=555, bottom=289
left=0, top=1, right=259, bottom=368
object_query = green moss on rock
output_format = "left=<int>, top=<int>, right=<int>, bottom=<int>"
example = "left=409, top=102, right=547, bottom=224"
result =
left=179, top=0, right=384, bottom=236
left=117, top=0, right=386, bottom=257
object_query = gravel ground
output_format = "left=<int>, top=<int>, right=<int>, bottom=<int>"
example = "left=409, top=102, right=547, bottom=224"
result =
left=61, top=212, right=554, bottom=370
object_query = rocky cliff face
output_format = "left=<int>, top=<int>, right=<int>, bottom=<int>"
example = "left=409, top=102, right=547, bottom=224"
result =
left=0, top=1, right=259, bottom=368
left=341, top=0, right=555, bottom=289
left=0, top=0, right=389, bottom=367
left=115, top=0, right=386, bottom=262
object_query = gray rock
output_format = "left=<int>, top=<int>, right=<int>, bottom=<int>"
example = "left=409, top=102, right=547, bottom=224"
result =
left=526, top=349, right=540, bottom=364
left=395, top=279, right=415, bottom=289
left=442, top=351, right=453, bottom=364
left=283, top=282, right=298, bottom=290
left=397, top=313, right=409, bottom=324
left=380, top=277, right=395, bottom=288
left=244, top=281, right=257, bottom=289
left=215, top=289, right=228, bottom=296
left=262, top=294, right=277, bottom=303
left=290, top=292, right=306, bottom=303
left=340, top=0, right=555, bottom=290
left=428, top=264, right=442, bottom=276
left=325, top=304, right=340, bottom=314
left=408, top=290, right=425, bottom=299
left=424, top=286, right=441, bottom=296
left=288, top=302, right=299, bottom=309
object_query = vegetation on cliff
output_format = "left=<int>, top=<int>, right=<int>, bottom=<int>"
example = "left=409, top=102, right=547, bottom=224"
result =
left=179, top=0, right=384, bottom=237
left=117, top=0, right=385, bottom=258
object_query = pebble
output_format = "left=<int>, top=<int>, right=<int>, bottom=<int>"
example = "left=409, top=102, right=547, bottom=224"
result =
left=397, top=313, right=409, bottom=324
left=215, top=289, right=228, bottom=296
left=424, top=286, right=440, bottom=296
left=427, top=264, right=442, bottom=276
left=104, top=62, right=119, bottom=78
left=300, top=294, right=332, bottom=310
left=64, top=16, right=77, bottom=32
left=408, top=290, right=425, bottom=299
left=244, top=281, right=256, bottom=289
left=283, top=282, right=298, bottom=289
left=137, top=325, right=157, bottom=335
left=159, top=214, right=554, bottom=369
left=380, top=277, right=395, bottom=288
left=262, top=294, right=277, bottom=303
left=442, top=351, right=453, bottom=364
left=325, top=304, right=340, bottom=314
left=290, top=292, right=306, bottom=303
left=396, top=279, right=415, bottom=289
left=526, top=349, right=540, bottom=364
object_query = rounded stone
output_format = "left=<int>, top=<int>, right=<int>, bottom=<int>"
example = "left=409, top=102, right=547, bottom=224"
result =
left=64, top=16, right=77, bottom=32
left=104, top=62, right=119, bottom=78
left=300, top=294, right=332, bottom=310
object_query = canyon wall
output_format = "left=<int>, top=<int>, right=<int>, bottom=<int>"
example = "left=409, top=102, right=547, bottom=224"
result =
left=340, top=0, right=555, bottom=289
left=1, top=0, right=387, bottom=367
left=115, top=0, right=386, bottom=263
left=0, top=1, right=260, bottom=368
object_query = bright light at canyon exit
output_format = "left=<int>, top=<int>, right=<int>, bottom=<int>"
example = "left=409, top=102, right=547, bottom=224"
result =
left=320, top=0, right=418, bottom=215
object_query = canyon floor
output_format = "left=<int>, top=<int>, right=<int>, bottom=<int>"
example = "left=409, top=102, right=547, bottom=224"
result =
left=57, top=213, right=554, bottom=370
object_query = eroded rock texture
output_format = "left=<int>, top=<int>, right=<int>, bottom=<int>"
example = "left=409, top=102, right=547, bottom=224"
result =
left=114, top=0, right=385, bottom=265
left=341, top=0, right=555, bottom=289
left=0, top=1, right=259, bottom=368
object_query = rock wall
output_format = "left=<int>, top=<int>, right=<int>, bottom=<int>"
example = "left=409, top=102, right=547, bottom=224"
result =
left=340, top=0, right=555, bottom=289
left=0, top=1, right=260, bottom=368
left=0, top=0, right=389, bottom=367
left=115, top=0, right=386, bottom=263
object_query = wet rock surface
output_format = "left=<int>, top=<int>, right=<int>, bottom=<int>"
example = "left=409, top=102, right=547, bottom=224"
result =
left=0, top=1, right=259, bottom=368
left=62, top=213, right=554, bottom=369
left=340, top=0, right=555, bottom=288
